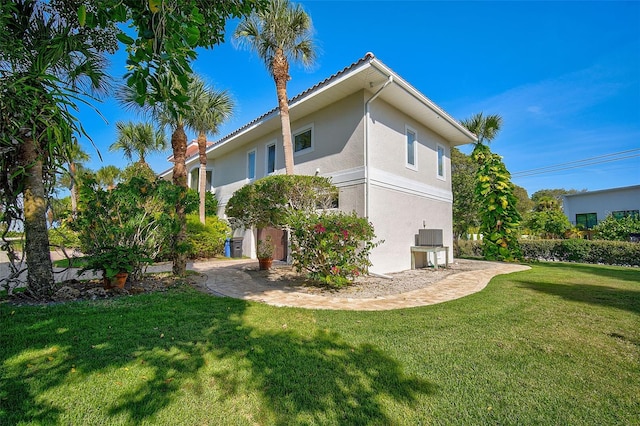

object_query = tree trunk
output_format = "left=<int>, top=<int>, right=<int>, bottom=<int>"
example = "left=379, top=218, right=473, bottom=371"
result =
left=19, top=138, right=55, bottom=299
left=69, top=161, right=78, bottom=217
left=197, top=130, right=207, bottom=224
left=272, top=48, right=294, bottom=175
left=171, top=124, right=188, bottom=276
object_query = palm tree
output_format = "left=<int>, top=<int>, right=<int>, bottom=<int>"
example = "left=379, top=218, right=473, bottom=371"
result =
left=109, top=121, right=167, bottom=165
left=118, top=72, right=192, bottom=276
left=234, top=0, right=316, bottom=175
left=0, top=1, right=113, bottom=299
left=63, top=139, right=89, bottom=217
left=95, top=165, right=121, bottom=191
left=185, top=76, right=234, bottom=224
left=460, top=112, right=503, bottom=147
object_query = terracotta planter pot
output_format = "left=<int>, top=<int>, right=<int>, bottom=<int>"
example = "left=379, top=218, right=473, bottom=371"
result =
left=103, top=272, right=129, bottom=289
left=258, top=258, right=273, bottom=271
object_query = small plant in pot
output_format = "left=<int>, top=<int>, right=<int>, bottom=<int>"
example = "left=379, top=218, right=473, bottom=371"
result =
left=80, top=246, right=152, bottom=289
left=257, top=235, right=274, bottom=270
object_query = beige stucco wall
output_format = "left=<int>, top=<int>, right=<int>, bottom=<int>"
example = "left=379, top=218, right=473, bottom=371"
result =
left=368, top=185, right=453, bottom=274
left=368, top=98, right=451, bottom=192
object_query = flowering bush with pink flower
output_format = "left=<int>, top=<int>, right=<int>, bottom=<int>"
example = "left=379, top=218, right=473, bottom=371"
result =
left=289, top=211, right=382, bottom=287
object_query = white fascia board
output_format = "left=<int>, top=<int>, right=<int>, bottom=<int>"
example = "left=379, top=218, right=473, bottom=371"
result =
left=369, top=59, right=477, bottom=144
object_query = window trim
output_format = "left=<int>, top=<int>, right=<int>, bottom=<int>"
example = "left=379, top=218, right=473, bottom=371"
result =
left=265, top=141, right=277, bottom=175
left=436, top=143, right=446, bottom=180
left=247, top=148, right=256, bottom=181
left=405, top=125, right=418, bottom=170
left=293, top=123, right=314, bottom=156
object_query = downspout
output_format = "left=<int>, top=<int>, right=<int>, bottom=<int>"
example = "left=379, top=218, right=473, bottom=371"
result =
left=364, top=74, right=393, bottom=218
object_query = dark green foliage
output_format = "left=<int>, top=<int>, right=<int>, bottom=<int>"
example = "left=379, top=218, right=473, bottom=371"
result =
left=185, top=214, right=230, bottom=259
left=73, top=176, right=180, bottom=279
left=525, top=209, right=572, bottom=239
left=531, top=188, right=582, bottom=207
left=225, top=175, right=337, bottom=229
left=593, top=214, right=640, bottom=241
left=184, top=189, right=219, bottom=216
left=520, top=239, right=640, bottom=266
left=110, top=0, right=265, bottom=111
left=451, top=147, right=480, bottom=238
left=119, top=162, right=158, bottom=184
left=472, top=144, right=522, bottom=261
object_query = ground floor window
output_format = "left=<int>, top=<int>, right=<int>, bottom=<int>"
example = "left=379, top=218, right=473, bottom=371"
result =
left=576, top=212, right=597, bottom=229
left=612, top=210, right=639, bottom=219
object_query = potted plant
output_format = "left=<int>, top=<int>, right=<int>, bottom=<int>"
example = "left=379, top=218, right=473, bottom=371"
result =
left=80, top=246, right=151, bottom=289
left=256, top=235, right=274, bottom=270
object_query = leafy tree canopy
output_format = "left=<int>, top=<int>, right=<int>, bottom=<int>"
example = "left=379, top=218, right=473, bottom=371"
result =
left=225, top=175, right=338, bottom=229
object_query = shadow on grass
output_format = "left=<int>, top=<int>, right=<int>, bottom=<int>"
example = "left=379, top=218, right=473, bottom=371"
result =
left=515, top=280, right=640, bottom=315
left=1, top=288, right=434, bottom=424
left=528, top=261, right=640, bottom=284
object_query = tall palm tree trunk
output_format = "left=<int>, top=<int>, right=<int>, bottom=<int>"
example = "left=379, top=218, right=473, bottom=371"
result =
left=19, top=138, right=55, bottom=299
left=171, top=124, right=188, bottom=276
left=273, top=48, right=294, bottom=175
left=197, top=131, right=207, bottom=224
left=69, top=161, right=78, bottom=216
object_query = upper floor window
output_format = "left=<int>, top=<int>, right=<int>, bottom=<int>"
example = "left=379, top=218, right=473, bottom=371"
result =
left=294, top=125, right=313, bottom=154
left=247, top=149, right=256, bottom=180
left=266, top=143, right=276, bottom=174
left=406, top=126, right=417, bottom=170
left=437, top=144, right=445, bottom=179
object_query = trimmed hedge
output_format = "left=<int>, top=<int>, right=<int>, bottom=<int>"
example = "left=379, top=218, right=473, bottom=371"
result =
left=455, top=238, right=639, bottom=267
left=520, top=239, right=640, bottom=266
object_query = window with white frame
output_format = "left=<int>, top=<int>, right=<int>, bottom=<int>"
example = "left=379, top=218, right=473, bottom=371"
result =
left=294, top=125, right=313, bottom=154
left=406, top=126, right=417, bottom=169
left=437, top=144, right=445, bottom=179
left=190, top=168, right=214, bottom=191
left=205, top=170, right=213, bottom=191
left=266, top=142, right=276, bottom=174
left=247, top=149, right=256, bottom=180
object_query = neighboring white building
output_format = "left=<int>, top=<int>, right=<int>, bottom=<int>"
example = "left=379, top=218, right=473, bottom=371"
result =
left=161, top=53, right=476, bottom=274
left=562, top=185, right=640, bottom=229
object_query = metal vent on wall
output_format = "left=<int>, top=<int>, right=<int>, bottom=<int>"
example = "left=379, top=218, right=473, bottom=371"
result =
left=415, top=229, right=443, bottom=247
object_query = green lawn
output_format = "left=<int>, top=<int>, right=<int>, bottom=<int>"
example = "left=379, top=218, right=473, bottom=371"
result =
left=1, top=263, right=638, bottom=425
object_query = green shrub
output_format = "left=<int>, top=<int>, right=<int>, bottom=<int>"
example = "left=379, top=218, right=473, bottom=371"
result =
left=520, top=239, right=640, bottom=266
left=289, top=211, right=381, bottom=287
left=454, top=239, right=483, bottom=258
left=185, top=214, right=230, bottom=259
left=184, top=189, right=219, bottom=216
left=48, top=224, right=80, bottom=250
left=74, top=177, right=178, bottom=279
left=593, top=214, right=640, bottom=241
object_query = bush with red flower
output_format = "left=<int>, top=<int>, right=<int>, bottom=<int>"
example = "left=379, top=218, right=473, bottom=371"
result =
left=289, top=211, right=382, bottom=287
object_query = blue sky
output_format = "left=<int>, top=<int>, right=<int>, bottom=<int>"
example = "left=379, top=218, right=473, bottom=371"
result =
left=77, top=0, right=640, bottom=197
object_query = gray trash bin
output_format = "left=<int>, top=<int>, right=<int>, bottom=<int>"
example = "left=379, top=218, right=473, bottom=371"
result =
left=231, top=237, right=243, bottom=258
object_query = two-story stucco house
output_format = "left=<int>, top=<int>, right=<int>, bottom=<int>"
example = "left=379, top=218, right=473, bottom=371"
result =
left=161, top=53, right=476, bottom=274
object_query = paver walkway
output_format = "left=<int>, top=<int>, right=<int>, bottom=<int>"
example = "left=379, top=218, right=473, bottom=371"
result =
left=1, top=253, right=530, bottom=311
left=190, top=259, right=531, bottom=311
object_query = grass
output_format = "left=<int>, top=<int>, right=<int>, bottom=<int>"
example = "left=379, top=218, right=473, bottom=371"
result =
left=0, top=262, right=638, bottom=425
left=51, top=257, right=87, bottom=268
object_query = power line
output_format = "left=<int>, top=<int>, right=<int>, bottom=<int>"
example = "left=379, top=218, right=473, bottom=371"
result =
left=511, top=148, right=640, bottom=177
